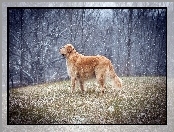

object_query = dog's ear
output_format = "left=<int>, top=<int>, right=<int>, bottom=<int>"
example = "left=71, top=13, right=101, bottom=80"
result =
left=67, top=45, right=73, bottom=53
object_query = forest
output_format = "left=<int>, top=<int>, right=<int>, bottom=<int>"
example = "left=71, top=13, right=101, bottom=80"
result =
left=8, top=8, right=167, bottom=88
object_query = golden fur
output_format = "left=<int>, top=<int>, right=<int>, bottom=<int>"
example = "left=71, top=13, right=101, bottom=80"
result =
left=60, top=44, right=122, bottom=93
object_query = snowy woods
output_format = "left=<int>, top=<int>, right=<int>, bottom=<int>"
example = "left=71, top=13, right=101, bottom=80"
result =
left=8, top=8, right=166, bottom=88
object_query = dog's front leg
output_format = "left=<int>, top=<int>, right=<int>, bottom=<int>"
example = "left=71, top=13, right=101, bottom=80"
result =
left=79, top=79, right=84, bottom=93
left=71, top=77, right=76, bottom=93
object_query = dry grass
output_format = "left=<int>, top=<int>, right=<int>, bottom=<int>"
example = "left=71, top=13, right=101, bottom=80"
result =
left=8, top=77, right=166, bottom=124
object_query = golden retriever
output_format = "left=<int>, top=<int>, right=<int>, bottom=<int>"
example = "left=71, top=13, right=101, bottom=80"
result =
left=60, top=44, right=122, bottom=93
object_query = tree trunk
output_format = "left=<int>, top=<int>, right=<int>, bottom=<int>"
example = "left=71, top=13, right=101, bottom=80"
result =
left=126, top=9, right=133, bottom=76
left=20, top=9, right=24, bottom=86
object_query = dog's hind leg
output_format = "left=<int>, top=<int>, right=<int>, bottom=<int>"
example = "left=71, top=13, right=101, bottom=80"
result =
left=96, top=73, right=106, bottom=94
left=108, top=63, right=122, bottom=88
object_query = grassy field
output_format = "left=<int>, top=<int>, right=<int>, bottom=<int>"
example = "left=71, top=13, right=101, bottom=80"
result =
left=8, top=77, right=166, bottom=124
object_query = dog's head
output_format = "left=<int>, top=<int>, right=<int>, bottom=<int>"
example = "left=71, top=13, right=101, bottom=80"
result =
left=60, top=44, right=76, bottom=57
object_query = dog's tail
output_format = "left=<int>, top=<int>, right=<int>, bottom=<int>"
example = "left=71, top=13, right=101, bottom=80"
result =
left=108, top=62, right=122, bottom=88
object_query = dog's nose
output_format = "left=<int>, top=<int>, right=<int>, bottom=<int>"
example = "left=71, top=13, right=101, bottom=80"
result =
left=60, top=47, right=63, bottom=51
left=60, top=46, right=64, bottom=50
